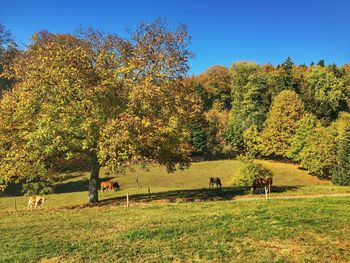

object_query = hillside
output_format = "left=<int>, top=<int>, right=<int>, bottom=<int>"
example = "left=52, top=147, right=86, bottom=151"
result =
left=1, top=160, right=350, bottom=212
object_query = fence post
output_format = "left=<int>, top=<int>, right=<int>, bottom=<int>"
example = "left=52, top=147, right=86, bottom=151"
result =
left=14, top=198, right=17, bottom=211
left=126, top=192, right=129, bottom=208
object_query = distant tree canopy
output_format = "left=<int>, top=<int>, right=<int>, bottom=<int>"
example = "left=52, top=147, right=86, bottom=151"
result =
left=197, top=65, right=231, bottom=110
left=0, top=20, right=200, bottom=202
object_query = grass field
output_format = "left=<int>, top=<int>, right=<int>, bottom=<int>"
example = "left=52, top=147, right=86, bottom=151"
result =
left=1, top=197, right=350, bottom=262
left=1, top=159, right=350, bottom=212
left=1, top=160, right=350, bottom=262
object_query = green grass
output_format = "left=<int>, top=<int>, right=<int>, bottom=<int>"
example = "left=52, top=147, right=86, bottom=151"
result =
left=1, top=160, right=350, bottom=212
left=1, top=197, right=350, bottom=262
left=1, top=160, right=350, bottom=262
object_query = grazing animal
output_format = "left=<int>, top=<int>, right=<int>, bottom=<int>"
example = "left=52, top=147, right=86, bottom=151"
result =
left=0, top=184, right=7, bottom=192
left=251, top=177, right=273, bottom=195
left=101, top=180, right=120, bottom=192
left=27, top=196, right=45, bottom=209
left=209, top=177, right=222, bottom=188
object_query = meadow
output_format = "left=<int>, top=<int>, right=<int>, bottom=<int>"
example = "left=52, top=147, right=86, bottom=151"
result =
left=1, top=197, right=350, bottom=262
left=1, top=160, right=350, bottom=262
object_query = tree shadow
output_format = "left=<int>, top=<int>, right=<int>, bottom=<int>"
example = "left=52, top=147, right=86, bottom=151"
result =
left=54, top=177, right=115, bottom=194
left=87, top=185, right=302, bottom=208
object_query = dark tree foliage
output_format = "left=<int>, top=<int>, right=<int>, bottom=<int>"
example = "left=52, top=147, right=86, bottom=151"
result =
left=317, top=59, right=325, bottom=67
left=0, top=24, right=19, bottom=94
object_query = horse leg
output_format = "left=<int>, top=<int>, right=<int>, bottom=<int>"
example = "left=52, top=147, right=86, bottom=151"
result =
left=264, top=186, right=268, bottom=200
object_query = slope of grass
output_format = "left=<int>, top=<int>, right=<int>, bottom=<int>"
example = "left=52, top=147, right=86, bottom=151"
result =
left=1, top=197, right=350, bottom=262
left=1, top=160, right=350, bottom=212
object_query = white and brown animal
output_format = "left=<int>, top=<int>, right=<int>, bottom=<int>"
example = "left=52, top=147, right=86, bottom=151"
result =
left=100, top=180, right=120, bottom=192
left=0, top=184, right=7, bottom=192
left=251, top=177, right=273, bottom=196
left=27, top=196, right=46, bottom=209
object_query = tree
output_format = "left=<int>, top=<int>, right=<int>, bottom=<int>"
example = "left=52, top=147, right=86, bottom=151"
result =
left=204, top=105, right=231, bottom=159
left=287, top=113, right=319, bottom=162
left=299, top=125, right=337, bottom=179
left=0, top=20, right=200, bottom=203
left=280, top=56, right=300, bottom=93
left=243, top=125, right=261, bottom=157
left=0, top=23, right=19, bottom=94
left=197, top=65, right=231, bottom=110
left=317, top=59, right=325, bottom=67
left=226, top=62, right=261, bottom=154
left=302, top=66, right=347, bottom=120
left=188, top=113, right=208, bottom=157
left=332, top=112, right=350, bottom=185
left=260, top=90, right=304, bottom=158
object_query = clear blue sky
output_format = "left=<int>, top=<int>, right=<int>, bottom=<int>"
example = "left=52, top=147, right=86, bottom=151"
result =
left=2, top=0, right=350, bottom=75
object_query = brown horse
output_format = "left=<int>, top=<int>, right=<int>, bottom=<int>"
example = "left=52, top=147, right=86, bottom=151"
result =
left=251, top=177, right=273, bottom=196
left=101, top=180, right=120, bottom=192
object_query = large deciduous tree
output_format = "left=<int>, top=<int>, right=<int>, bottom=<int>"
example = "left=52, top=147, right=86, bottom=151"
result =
left=0, top=20, right=200, bottom=203
left=260, top=90, right=304, bottom=158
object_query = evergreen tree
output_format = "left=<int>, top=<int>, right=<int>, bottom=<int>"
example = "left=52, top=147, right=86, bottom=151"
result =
left=317, top=59, right=325, bottom=67
left=189, top=122, right=207, bottom=157
left=226, top=62, right=260, bottom=154
left=281, top=57, right=294, bottom=89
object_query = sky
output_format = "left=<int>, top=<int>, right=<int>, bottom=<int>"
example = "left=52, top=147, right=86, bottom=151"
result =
left=1, top=0, right=350, bottom=75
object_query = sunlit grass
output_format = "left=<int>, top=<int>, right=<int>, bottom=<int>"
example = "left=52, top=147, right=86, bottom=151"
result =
left=1, top=160, right=350, bottom=212
left=1, top=197, right=350, bottom=262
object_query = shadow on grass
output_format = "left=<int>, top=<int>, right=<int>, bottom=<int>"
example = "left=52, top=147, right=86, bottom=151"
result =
left=67, top=185, right=300, bottom=209
left=54, top=177, right=115, bottom=194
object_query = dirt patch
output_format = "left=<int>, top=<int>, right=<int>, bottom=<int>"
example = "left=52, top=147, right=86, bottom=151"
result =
left=38, top=257, right=60, bottom=263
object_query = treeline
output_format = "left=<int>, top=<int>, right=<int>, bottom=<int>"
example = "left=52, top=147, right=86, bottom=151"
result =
left=187, top=59, right=350, bottom=184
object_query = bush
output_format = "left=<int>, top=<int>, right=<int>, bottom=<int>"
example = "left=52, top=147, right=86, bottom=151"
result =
left=233, top=156, right=273, bottom=186
left=22, top=179, right=54, bottom=196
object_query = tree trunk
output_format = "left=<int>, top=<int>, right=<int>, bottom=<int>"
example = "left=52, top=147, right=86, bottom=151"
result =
left=88, top=153, right=100, bottom=203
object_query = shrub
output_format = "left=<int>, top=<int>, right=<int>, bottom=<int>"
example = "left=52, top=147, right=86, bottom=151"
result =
left=233, top=156, right=273, bottom=186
